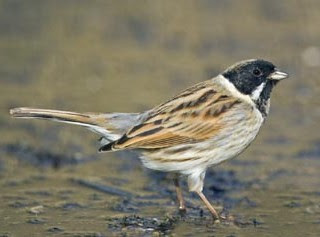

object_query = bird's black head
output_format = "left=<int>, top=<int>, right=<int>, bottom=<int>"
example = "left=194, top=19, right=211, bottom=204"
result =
left=222, top=59, right=288, bottom=99
left=222, top=59, right=288, bottom=115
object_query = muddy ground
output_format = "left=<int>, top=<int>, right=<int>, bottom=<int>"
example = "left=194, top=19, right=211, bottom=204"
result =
left=0, top=1, right=320, bottom=236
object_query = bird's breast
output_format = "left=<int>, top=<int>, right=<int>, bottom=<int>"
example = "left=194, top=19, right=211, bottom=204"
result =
left=139, top=105, right=264, bottom=173
left=204, top=106, right=264, bottom=165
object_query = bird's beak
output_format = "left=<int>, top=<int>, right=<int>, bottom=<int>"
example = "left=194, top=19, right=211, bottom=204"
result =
left=268, top=69, right=289, bottom=80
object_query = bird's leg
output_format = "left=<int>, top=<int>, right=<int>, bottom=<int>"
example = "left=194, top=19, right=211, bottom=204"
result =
left=196, top=191, right=219, bottom=220
left=173, top=176, right=186, bottom=212
left=188, top=171, right=220, bottom=221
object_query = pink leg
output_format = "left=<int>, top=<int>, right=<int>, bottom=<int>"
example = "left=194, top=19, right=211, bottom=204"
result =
left=174, top=177, right=186, bottom=212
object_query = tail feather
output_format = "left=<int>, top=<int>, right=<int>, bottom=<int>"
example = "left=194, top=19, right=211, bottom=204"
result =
left=10, top=107, right=95, bottom=124
left=10, top=107, right=119, bottom=139
left=10, top=107, right=144, bottom=142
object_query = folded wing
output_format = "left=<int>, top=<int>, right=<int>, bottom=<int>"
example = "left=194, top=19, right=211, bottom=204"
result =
left=100, top=81, right=241, bottom=151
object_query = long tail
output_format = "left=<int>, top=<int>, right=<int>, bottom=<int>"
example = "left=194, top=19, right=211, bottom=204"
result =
left=10, top=107, right=122, bottom=140
left=11, top=107, right=97, bottom=123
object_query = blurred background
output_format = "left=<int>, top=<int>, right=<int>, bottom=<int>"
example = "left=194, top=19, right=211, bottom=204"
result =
left=0, top=1, right=319, bottom=236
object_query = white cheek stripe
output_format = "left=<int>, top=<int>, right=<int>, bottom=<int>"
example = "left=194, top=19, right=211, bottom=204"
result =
left=250, top=82, right=266, bottom=101
left=214, top=75, right=255, bottom=106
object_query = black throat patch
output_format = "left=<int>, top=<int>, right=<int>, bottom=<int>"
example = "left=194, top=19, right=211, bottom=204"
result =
left=254, top=80, right=277, bottom=117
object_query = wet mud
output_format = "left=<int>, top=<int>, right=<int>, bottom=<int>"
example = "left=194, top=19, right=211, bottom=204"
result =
left=1, top=141, right=319, bottom=236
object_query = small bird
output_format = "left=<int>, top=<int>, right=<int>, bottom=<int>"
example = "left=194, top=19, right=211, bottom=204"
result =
left=10, top=59, right=288, bottom=220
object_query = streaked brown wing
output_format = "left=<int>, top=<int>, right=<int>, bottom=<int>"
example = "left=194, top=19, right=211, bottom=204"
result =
left=102, top=80, right=241, bottom=150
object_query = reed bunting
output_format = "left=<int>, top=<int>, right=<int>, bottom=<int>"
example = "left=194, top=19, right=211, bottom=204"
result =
left=10, top=59, right=288, bottom=220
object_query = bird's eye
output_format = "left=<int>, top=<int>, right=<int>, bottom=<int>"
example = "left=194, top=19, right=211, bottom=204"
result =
left=253, top=69, right=262, bottom=77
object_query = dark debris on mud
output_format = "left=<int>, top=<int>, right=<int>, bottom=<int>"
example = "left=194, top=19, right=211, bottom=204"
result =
left=106, top=214, right=264, bottom=235
left=107, top=215, right=178, bottom=234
